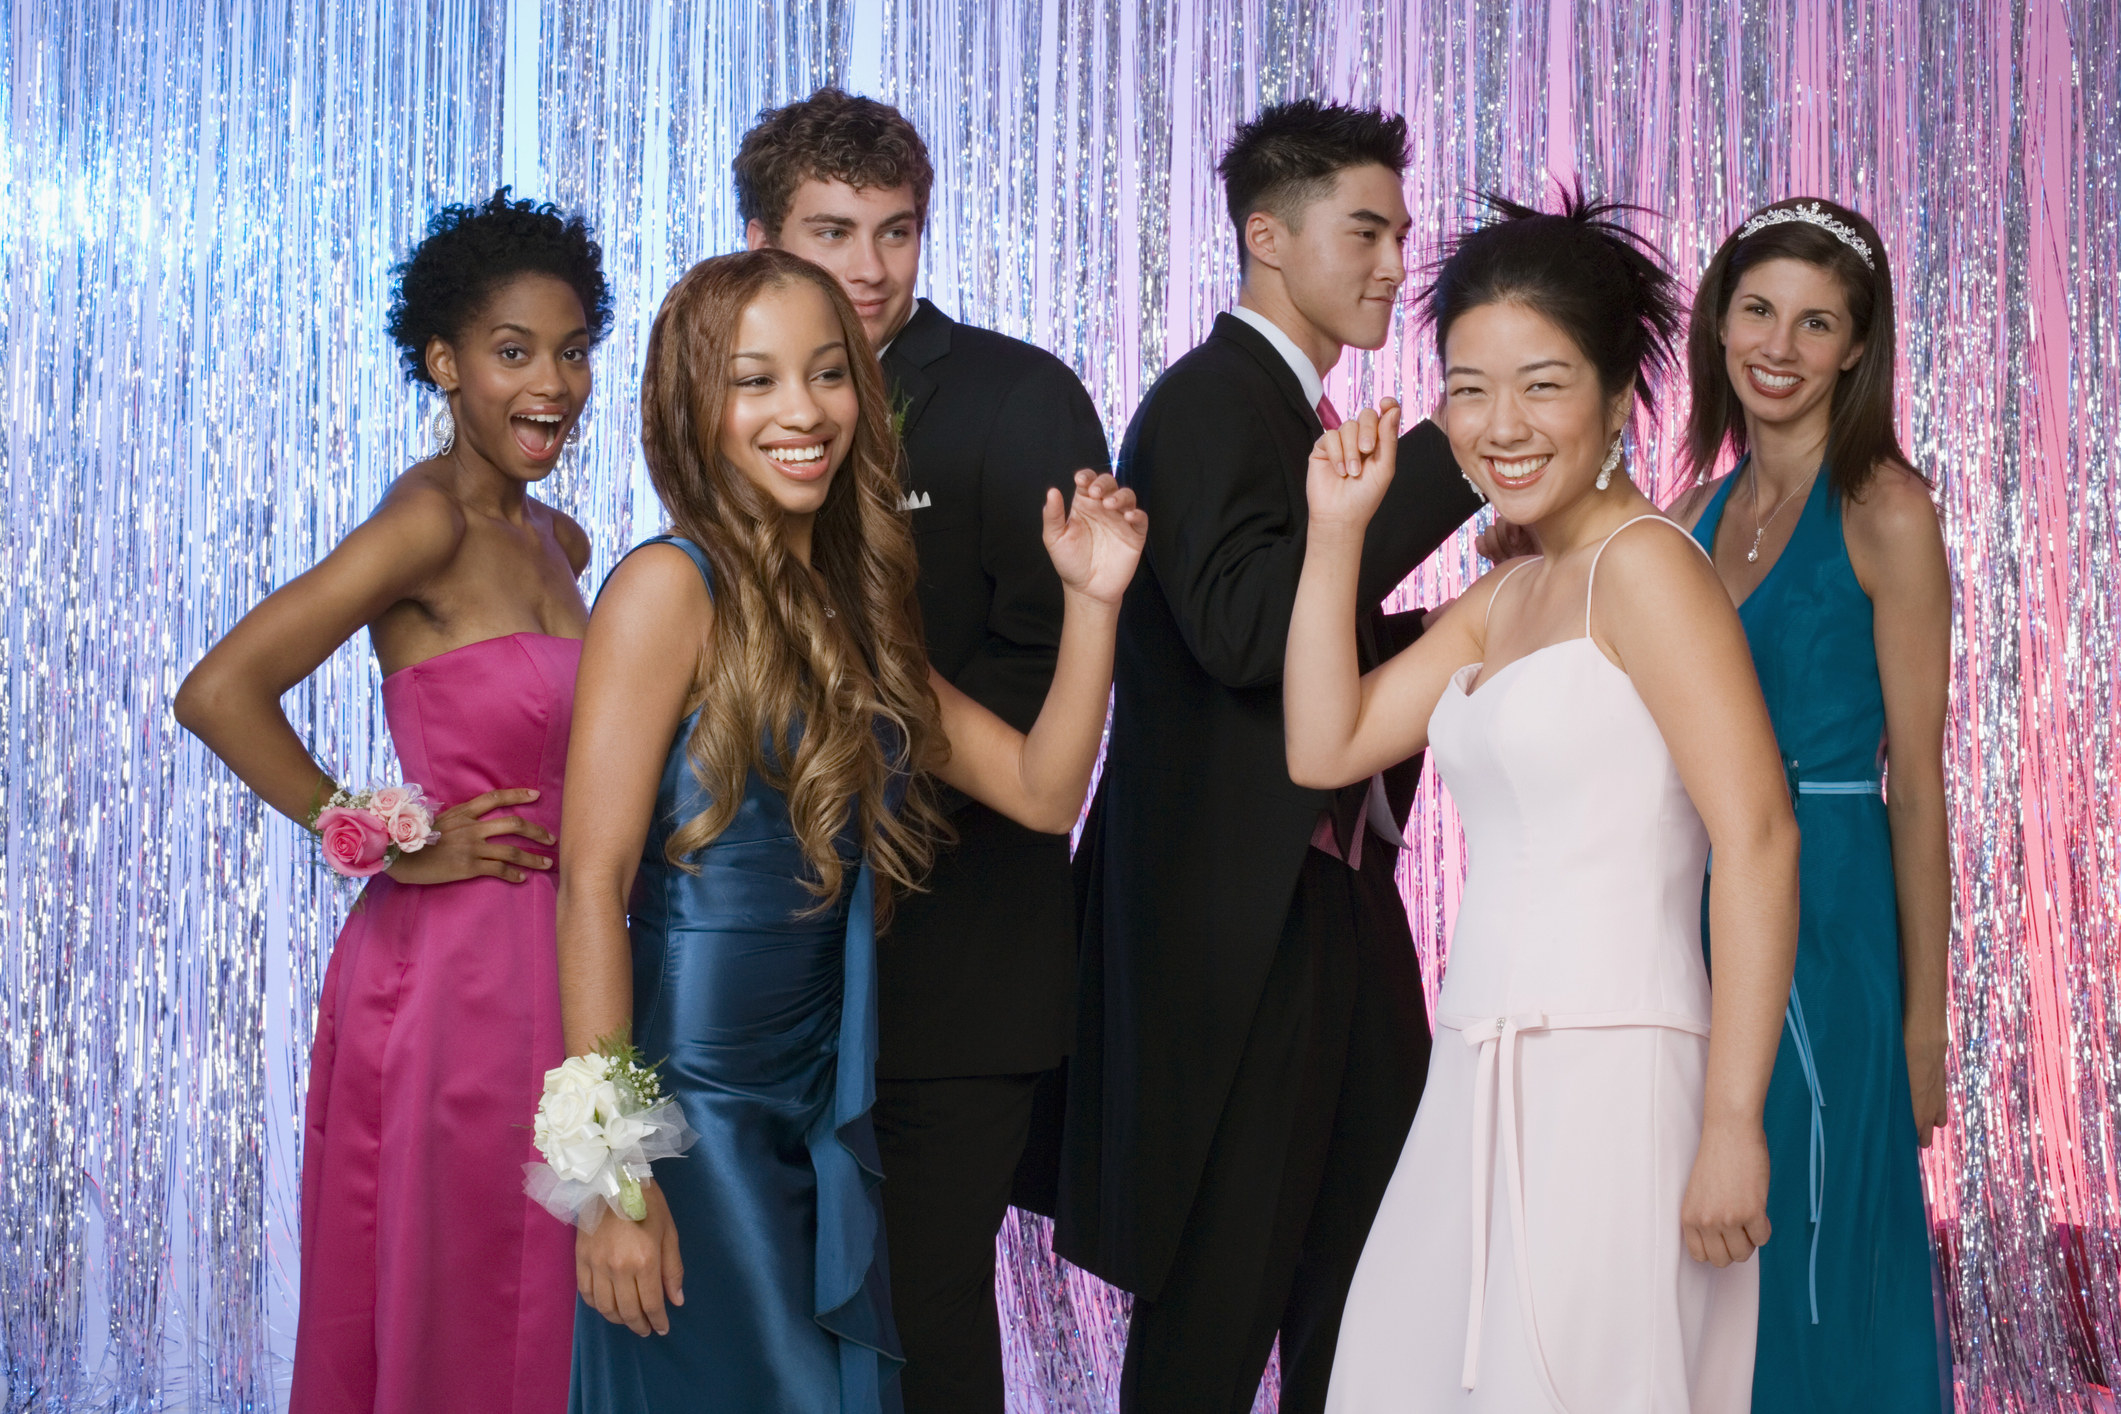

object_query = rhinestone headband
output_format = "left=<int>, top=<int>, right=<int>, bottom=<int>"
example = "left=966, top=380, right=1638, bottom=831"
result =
left=1735, top=201, right=1876, bottom=270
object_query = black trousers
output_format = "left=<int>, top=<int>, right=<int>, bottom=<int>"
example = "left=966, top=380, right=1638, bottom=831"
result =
left=1119, top=844, right=1432, bottom=1414
left=872, top=1071, right=1043, bottom=1414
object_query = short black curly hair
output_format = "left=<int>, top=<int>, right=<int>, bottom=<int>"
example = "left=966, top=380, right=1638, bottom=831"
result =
left=386, top=188, right=614, bottom=388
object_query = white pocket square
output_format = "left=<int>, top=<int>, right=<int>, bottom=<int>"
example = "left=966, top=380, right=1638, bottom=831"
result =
left=899, top=490, right=932, bottom=511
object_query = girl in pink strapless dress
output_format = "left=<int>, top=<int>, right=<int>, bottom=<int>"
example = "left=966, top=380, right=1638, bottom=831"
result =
left=294, top=632, right=582, bottom=1411
left=175, top=189, right=612, bottom=1413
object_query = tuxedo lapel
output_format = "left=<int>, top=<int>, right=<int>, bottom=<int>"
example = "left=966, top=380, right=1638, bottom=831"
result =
left=882, top=299, right=951, bottom=456
left=1209, top=312, right=1323, bottom=437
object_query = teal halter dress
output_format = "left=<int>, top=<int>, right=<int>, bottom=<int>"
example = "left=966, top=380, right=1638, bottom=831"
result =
left=1693, top=468, right=1943, bottom=1413
left=570, top=537, right=903, bottom=1414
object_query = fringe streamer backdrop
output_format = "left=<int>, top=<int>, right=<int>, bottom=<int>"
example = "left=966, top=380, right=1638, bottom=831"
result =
left=1, top=0, right=2114, bottom=1409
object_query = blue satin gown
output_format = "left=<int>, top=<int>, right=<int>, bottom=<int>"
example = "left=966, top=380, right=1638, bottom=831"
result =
left=1693, top=468, right=1943, bottom=1412
left=570, top=537, right=903, bottom=1414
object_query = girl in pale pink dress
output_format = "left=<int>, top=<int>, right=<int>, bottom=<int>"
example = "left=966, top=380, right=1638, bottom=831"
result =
left=1283, top=193, right=1801, bottom=1412
left=176, top=190, right=610, bottom=1414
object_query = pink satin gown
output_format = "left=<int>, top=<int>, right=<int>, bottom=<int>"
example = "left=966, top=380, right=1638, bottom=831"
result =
left=291, top=632, right=582, bottom=1414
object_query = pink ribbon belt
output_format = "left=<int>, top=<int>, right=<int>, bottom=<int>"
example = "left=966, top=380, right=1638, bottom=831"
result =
left=1436, top=1008, right=1713, bottom=1412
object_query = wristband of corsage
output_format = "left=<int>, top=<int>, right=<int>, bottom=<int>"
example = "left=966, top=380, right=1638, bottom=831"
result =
left=524, top=1031, right=697, bottom=1228
left=308, top=782, right=442, bottom=879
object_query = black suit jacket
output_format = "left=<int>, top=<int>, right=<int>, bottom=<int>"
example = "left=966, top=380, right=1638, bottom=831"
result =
left=877, top=299, right=1112, bottom=1079
left=1051, top=313, right=1482, bottom=1295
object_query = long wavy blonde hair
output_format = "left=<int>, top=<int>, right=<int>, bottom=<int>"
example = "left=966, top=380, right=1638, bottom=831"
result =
left=639, top=248, right=947, bottom=918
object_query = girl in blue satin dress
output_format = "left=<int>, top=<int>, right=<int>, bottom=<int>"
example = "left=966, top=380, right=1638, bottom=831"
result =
left=553, top=249, right=1144, bottom=1412
left=1674, top=199, right=1953, bottom=1413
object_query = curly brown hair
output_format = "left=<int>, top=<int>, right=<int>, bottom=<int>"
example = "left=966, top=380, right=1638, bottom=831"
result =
left=639, top=249, right=948, bottom=919
left=733, top=88, right=935, bottom=240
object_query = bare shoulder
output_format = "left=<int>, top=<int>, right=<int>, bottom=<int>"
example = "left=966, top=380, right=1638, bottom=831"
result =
left=577, top=544, right=712, bottom=729
left=352, top=463, right=467, bottom=567
left=1844, top=460, right=1942, bottom=549
left=1664, top=475, right=1726, bottom=532
left=1843, top=461, right=1946, bottom=601
left=1457, top=554, right=1543, bottom=616
left=1425, top=555, right=1543, bottom=653
left=595, top=540, right=712, bottom=619
left=540, top=500, right=594, bottom=575
left=1590, top=514, right=1722, bottom=612
left=372, top=461, right=466, bottom=528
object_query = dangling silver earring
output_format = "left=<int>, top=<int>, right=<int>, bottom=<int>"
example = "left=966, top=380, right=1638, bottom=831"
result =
left=428, top=400, right=456, bottom=456
left=1596, top=435, right=1622, bottom=491
left=1460, top=466, right=1486, bottom=502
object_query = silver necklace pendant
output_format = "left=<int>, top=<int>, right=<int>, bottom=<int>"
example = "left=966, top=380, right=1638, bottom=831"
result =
left=1747, top=529, right=1765, bottom=563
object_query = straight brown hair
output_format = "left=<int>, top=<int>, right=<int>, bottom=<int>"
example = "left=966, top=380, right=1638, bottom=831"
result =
left=1684, top=198, right=1920, bottom=499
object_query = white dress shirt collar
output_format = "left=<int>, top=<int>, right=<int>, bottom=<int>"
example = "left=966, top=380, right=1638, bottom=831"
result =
left=1229, top=304, right=1326, bottom=411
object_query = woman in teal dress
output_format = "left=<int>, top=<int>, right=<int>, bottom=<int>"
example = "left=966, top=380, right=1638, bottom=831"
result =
left=551, top=249, right=1143, bottom=1412
left=1672, top=198, right=1953, bottom=1412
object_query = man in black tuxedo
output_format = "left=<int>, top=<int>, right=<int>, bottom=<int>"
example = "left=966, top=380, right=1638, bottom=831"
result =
left=1053, top=100, right=1484, bottom=1412
left=738, top=90, right=1110, bottom=1413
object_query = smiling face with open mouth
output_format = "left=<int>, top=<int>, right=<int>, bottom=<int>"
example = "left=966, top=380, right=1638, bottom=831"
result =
left=426, top=272, right=593, bottom=484
left=718, top=279, right=860, bottom=526
left=1442, top=300, right=1633, bottom=526
left=1719, top=257, right=1863, bottom=437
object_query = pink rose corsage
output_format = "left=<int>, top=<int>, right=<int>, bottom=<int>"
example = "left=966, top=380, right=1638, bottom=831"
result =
left=309, top=783, right=442, bottom=879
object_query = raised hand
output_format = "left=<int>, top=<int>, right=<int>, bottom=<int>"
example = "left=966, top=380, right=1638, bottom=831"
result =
left=385, top=786, right=555, bottom=885
left=1306, top=400, right=1401, bottom=532
left=1042, top=468, right=1146, bottom=608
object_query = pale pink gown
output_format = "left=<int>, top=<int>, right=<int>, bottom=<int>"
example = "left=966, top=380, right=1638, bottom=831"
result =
left=291, top=632, right=580, bottom=1414
left=1326, top=517, right=1758, bottom=1412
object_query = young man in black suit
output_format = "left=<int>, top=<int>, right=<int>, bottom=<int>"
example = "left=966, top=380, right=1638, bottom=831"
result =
left=1053, top=101, right=1485, bottom=1412
left=737, top=90, right=1110, bottom=1414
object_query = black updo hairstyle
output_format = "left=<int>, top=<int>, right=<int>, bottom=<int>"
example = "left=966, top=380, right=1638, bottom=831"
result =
left=386, top=187, right=614, bottom=388
left=1422, top=188, right=1683, bottom=428
left=1683, top=198, right=1917, bottom=499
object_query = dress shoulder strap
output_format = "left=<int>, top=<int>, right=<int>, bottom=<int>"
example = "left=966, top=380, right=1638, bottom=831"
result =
left=1483, top=556, right=1543, bottom=633
left=1584, top=515, right=1711, bottom=636
left=598, top=533, right=717, bottom=604
left=1688, top=456, right=1746, bottom=552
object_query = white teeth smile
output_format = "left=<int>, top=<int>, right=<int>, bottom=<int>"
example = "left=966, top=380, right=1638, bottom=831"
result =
left=1487, top=455, right=1550, bottom=481
left=1751, top=369, right=1800, bottom=389
left=767, top=445, right=825, bottom=464
left=518, top=412, right=562, bottom=423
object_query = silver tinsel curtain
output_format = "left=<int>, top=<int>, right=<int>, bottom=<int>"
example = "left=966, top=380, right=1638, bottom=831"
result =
left=1, top=2, right=2114, bottom=1410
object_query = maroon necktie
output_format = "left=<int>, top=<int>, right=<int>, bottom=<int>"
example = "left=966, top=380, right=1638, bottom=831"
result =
left=1317, top=394, right=1341, bottom=430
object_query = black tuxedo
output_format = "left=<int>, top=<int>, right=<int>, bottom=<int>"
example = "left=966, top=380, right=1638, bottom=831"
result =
left=871, top=299, right=1109, bottom=1413
left=1052, top=312, right=1482, bottom=1411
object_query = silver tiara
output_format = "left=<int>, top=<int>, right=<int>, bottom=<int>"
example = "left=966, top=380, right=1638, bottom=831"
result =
left=1735, top=201, right=1875, bottom=270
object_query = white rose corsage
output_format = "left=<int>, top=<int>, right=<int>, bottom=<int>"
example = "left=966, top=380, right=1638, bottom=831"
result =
left=524, top=1031, right=696, bottom=1227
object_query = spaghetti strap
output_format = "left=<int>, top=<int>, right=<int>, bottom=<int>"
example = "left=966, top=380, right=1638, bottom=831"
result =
left=1483, top=557, right=1543, bottom=634
left=1584, top=515, right=1709, bottom=636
